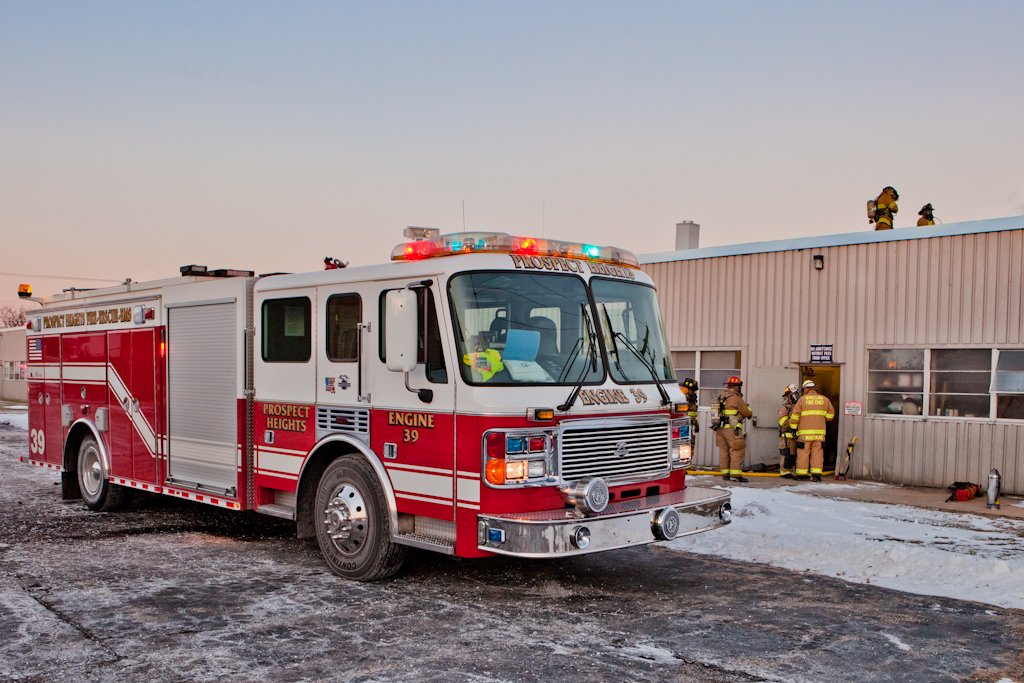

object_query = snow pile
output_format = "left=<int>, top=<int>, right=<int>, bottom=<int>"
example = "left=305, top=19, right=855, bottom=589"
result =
left=666, top=483, right=1024, bottom=610
left=0, top=410, right=28, bottom=431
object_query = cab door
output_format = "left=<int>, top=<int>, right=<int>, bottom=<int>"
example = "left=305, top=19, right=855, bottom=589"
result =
left=370, top=282, right=456, bottom=522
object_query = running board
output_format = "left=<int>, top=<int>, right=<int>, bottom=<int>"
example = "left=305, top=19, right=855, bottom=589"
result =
left=393, top=533, right=456, bottom=555
left=256, top=504, right=296, bottom=520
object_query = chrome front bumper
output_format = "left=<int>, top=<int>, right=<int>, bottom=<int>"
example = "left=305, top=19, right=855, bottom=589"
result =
left=477, top=486, right=731, bottom=558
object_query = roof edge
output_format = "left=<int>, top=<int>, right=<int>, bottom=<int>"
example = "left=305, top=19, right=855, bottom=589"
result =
left=639, top=215, right=1024, bottom=264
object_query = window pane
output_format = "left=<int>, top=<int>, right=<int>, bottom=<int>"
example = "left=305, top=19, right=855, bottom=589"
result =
left=868, top=349, right=923, bottom=371
left=997, top=395, right=1024, bottom=420
left=929, top=371, right=991, bottom=395
left=701, top=350, right=740, bottom=370
left=672, top=351, right=695, bottom=369
left=326, top=294, right=361, bottom=362
left=995, top=351, right=1024, bottom=393
left=262, top=297, right=311, bottom=362
left=995, top=372, right=1024, bottom=393
left=931, top=393, right=990, bottom=418
left=868, top=392, right=923, bottom=415
left=932, top=348, right=990, bottom=371
left=997, top=350, right=1024, bottom=372
left=699, top=368, right=742, bottom=406
left=868, top=370, right=924, bottom=392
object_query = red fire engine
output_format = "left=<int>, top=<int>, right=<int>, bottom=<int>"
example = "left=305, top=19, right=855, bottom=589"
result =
left=19, top=230, right=731, bottom=580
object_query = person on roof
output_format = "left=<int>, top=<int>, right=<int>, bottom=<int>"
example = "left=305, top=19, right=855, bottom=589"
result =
left=873, top=187, right=899, bottom=230
left=789, top=380, right=835, bottom=481
left=715, top=377, right=751, bottom=483
left=917, top=204, right=936, bottom=226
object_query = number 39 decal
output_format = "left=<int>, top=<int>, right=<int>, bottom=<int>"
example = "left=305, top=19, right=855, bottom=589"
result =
left=29, top=428, right=45, bottom=455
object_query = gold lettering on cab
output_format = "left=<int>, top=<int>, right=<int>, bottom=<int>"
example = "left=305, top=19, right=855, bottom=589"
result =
left=586, top=262, right=636, bottom=280
left=262, top=403, right=311, bottom=432
left=509, top=254, right=585, bottom=273
left=387, top=412, right=435, bottom=428
left=578, top=389, right=630, bottom=406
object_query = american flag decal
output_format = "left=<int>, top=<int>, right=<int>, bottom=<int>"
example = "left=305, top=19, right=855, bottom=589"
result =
left=28, top=338, right=42, bottom=362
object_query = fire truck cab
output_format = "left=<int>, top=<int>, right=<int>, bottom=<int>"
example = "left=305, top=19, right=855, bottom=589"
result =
left=21, top=231, right=731, bottom=581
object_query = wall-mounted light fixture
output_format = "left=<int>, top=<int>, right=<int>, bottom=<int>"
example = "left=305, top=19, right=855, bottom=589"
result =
left=813, top=254, right=824, bottom=270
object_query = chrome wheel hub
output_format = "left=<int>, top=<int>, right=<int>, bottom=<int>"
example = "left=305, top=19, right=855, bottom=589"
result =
left=323, top=484, right=368, bottom=556
left=81, top=448, right=102, bottom=497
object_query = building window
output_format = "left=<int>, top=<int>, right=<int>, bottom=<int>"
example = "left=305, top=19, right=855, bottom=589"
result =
left=672, top=351, right=695, bottom=386
left=867, top=349, right=924, bottom=415
left=996, top=350, right=1024, bottom=420
left=930, top=349, right=992, bottom=418
left=1, top=361, right=23, bottom=381
left=261, top=297, right=312, bottom=362
left=699, top=350, right=741, bottom=406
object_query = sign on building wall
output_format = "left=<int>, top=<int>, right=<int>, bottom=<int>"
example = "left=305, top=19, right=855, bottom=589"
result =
left=844, top=401, right=863, bottom=416
left=810, top=344, right=833, bottom=363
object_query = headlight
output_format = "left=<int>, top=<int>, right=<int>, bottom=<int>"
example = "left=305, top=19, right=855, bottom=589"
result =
left=483, top=429, right=555, bottom=487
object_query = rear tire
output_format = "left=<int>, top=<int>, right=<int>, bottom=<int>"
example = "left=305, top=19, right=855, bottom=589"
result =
left=77, top=435, right=128, bottom=512
left=314, top=455, right=406, bottom=581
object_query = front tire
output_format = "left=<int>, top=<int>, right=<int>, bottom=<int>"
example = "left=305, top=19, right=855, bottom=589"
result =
left=314, top=455, right=407, bottom=581
left=77, top=435, right=127, bottom=512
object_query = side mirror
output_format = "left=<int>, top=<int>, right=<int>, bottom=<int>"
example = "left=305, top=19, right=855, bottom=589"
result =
left=385, top=290, right=418, bottom=373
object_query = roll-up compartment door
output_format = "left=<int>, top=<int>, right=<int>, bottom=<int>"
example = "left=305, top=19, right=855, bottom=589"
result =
left=167, top=303, right=238, bottom=493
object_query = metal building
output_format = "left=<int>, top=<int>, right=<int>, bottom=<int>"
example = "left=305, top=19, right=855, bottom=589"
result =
left=640, top=215, right=1024, bottom=495
left=0, top=326, right=27, bottom=401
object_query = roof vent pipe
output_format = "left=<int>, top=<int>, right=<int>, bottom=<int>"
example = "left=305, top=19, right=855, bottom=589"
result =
left=675, top=221, right=700, bottom=251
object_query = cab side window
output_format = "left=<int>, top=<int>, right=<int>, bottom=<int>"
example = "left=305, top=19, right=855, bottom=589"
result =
left=326, top=294, right=361, bottom=362
left=378, top=288, right=448, bottom=383
left=262, top=297, right=311, bottom=362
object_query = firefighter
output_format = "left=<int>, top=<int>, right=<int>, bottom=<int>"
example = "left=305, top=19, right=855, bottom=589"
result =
left=873, top=186, right=899, bottom=230
left=917, top=203, right=936, bottom=226
left=777, top=383, right=799, bottom=478
left=789, top=379, right=836, bottom=481
left=681, top=377, right=700, bottom=448
left=715, top=376, right=751, bottom=482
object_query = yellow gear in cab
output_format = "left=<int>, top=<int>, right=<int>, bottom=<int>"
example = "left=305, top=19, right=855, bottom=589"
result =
left=463, top=348, right=504, bottom=381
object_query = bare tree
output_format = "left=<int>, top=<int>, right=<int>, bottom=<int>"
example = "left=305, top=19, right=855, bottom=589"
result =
left=0, top=305, right=28, bottom=328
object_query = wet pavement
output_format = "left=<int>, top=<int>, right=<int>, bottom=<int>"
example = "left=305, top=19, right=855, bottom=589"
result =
left=1, top=426, right=1022, bottom=683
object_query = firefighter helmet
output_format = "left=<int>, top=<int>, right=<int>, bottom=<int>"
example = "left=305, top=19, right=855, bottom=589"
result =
left=726, top=376, right=742, bottom=387
left=883, top=186, right=899, bottom=201
left=783, top=383, right=798, bottom=397
left=919, top=203, right=934, bottom=215
left=802, top=380, right=816, bottom=389
left=681, top=378, right=698, bottom=392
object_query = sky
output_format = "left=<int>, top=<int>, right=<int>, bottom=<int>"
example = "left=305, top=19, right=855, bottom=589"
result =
left=2, top=1, right=1023, bottom=305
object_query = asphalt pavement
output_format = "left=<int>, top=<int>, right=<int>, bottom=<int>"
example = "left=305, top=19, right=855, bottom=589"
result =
left=1, top=425, right=1021, bottom=683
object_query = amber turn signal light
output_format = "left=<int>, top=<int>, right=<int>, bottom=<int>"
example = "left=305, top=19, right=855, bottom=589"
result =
left=18, top=284, right=32, bottom=299
left=485, top=458, right=506, bottom=485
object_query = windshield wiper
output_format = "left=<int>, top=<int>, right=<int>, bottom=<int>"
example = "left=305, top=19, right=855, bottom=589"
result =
left=558, top=305, right=598, bottom=411
left=600, top=304, right=626, bottom=377
left=600, top=303, right=671, bottom=406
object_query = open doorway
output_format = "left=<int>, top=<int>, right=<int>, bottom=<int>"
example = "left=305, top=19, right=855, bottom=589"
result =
left=800, top=365, right=841, bottom=468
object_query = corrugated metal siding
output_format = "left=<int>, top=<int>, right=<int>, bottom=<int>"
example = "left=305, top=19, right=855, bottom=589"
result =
left=644, top=229, right=1024, bottom=495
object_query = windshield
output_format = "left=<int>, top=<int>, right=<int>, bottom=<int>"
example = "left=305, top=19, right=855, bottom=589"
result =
left=591, top=278, right=674, bottom=383
left=448, top=272, right=603, bottom=385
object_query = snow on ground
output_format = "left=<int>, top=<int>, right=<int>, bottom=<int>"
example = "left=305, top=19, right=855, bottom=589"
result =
left=665, top=483, right=1024, bottom=610
left=0, top=408, right=27, bottom=431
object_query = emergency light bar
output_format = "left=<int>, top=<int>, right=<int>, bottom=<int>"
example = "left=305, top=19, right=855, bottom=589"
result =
left=390, top=231, right=639, bottom=268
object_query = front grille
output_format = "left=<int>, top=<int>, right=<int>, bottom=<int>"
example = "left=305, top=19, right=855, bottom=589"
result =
left=559, top=418, right=671, bottom=483
left=316, top=406, right=370, bottom=440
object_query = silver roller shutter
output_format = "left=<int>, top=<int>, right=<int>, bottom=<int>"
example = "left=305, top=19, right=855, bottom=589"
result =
left=167, top=303, right=238, bottom=493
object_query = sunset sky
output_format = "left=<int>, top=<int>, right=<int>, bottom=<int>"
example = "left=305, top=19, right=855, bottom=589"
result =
left=2, top=1, right=1022, bottom=305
